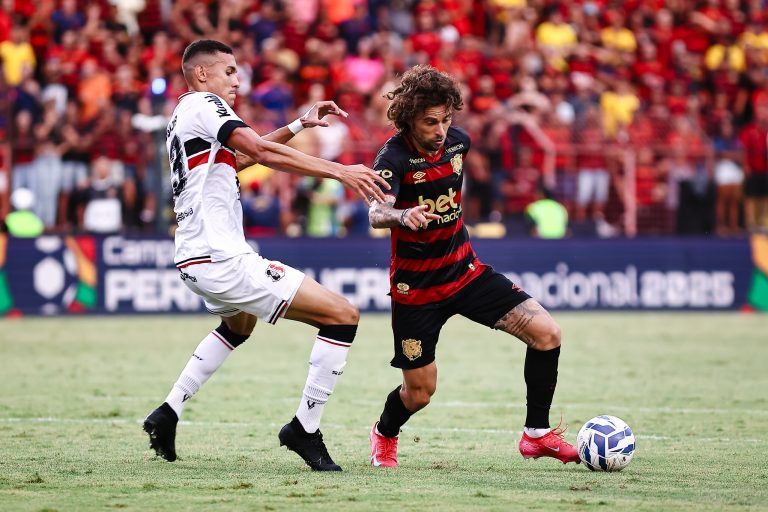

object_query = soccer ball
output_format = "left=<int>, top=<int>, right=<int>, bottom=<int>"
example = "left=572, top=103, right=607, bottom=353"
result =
left=577, top=415, right=635, bottom=471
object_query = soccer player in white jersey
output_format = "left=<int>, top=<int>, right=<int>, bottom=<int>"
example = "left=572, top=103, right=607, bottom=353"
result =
left=143, top=39, right=389, bottom=471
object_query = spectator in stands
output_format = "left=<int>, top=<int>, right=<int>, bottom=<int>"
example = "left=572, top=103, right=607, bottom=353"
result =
left=573, top=107, right=613, bottom=234
left=712, top=117, right=744, bottom=236
left=32, top=98, right=65, bottom=228
left=634, top=146, right=668, bottom=234
left=10, top=110, right=36, bottom=202
left=740, top=103, right=768, bottom=230
left=535, top=5, right=577, bottom=70
left=82, top=154, right=122, bottom=234
left=0, top=21, right=35, bottom=87
left=525, top=185, right=569, bottom=239
left=501, top=144, right=540, bottom=232
left=600, top=76, right=640, bottom=141
left=59, top=99, right=93, bottom=231
left=3, top=187, right=43, bottom=238
left=600, top=9, right=637, bottom=67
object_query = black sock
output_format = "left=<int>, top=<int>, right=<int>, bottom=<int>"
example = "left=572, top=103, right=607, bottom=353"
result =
left=377, top=386, right=412, bottom=437
left=524, top=346, right=560, bottom=428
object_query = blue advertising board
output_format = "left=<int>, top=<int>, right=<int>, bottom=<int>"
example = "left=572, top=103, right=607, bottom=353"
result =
left=0, top=235, right=755, bottom=316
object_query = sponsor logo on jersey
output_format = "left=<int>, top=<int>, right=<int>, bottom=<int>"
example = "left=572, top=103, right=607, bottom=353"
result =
left=204, top=94, right=230, bottom=118
left=451, top=153, right=463, bottom=175
left=445, top=143, right=465, bottom=153
left=418, top=187, right=462, bottom=224
left=179, top=271, right=197, bottom=282
left=166, top=115, right=177, bottom=138
left=401, top=338, right=423, bottom=361
left=409, top=157, right=425, bottom=164
left=266, top=262, right=286, bottom=281
left=413, top=171, right=427, bottom=183
left=175, top=207, right=194, bottom=222
left=396, top=282, right=410, bottom=294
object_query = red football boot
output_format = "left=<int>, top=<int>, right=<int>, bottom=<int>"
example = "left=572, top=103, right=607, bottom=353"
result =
left=370, top=422, right=399, bottom=468
left=519, top=425, right=580, bottom=464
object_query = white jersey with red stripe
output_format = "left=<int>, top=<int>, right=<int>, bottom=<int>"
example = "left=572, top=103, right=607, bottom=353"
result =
left=166, top=91, right=252, bottom=267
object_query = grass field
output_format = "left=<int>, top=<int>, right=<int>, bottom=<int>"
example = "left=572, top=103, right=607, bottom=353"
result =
left=1, top=312, right=767, bottom=511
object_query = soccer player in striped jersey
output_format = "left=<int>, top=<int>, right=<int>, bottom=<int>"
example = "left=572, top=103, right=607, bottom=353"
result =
left=367, top=65, right=579, bottom=467
left=142, top=39, right=389, bottom=471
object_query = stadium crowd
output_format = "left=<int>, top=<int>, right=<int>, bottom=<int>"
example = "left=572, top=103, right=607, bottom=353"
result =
left=1, top=0, right=767, bottom=238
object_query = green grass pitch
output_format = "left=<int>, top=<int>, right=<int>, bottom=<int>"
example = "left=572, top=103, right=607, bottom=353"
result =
left=1, top=312, right=767, bottom=511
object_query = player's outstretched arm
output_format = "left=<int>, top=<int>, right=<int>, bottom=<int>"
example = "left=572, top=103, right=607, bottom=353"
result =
left=369, top=197, right=441, bottom=231
left=228, top=126, right=389, bottom=205
left=237, top=101, right=348, bottom=169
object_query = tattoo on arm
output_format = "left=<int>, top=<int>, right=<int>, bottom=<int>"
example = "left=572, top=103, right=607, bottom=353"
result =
left=494, top=300, right=544, bottom=348
left=369, top=197, right=400, bottom=228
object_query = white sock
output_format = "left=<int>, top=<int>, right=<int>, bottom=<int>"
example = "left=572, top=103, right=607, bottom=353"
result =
left=524, top=427, right=552, bottom=438
left=164, top=329, right=235, bottom=418
left=295, top=334, right=350, bottom=433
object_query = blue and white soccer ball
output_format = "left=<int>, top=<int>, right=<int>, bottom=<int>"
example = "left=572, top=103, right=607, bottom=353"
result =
left=577, top=415, right=635, bottom=471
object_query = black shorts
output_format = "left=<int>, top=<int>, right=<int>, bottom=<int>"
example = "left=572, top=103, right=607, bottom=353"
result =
left=745, top=173, right=768, bottom=197
left=390, top=267, right=531, bottom=369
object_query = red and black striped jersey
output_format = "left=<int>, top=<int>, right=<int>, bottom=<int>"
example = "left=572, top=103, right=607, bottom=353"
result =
left=373, top=126, right=487, bottom=305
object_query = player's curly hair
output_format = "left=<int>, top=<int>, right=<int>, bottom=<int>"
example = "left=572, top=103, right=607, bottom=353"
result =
left=386, top=65, right=464, bottom=133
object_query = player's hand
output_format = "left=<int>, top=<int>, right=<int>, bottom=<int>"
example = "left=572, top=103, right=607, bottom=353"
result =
left=400, top=204, right=441, bottom=231
left=339, top=164, right=391, bottom=205
left=299, top=101, right=349, bottom=128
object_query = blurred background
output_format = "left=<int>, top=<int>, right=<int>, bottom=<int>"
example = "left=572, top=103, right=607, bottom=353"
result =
left=0, top=0, right=766, bottom=316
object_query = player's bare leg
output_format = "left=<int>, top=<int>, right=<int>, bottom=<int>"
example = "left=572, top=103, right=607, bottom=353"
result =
left=144, top=312, right=255, bottom=461
left=495, top=299, right=579, bottom=464
left=278, top=277, right=358, bottom=471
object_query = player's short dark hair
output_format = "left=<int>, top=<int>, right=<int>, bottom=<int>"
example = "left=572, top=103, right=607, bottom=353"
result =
left=182, top=39, right=233, bottom=66
left=386, top=65, right=464, bottom=133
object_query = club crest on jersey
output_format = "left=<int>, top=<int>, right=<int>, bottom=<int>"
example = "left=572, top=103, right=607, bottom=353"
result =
left=396, top=282, right=410, bottom=294
left=402, top=339, right=423, bottom=361
left=266, top=263, right=285, bottom=282
left=413, top=171, right=427, bottom=183
left=451, top=153, right=463, bottom=175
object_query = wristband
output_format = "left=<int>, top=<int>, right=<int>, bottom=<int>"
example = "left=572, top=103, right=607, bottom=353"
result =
left=399, top=208, right=411, bottom=227
left=287, top=119, right=304, bottom=135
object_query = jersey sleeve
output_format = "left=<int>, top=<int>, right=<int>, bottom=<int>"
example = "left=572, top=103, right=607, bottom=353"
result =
left=191, top=93, right=248, bottom=145
left=372, top=144, right=403, bottom=200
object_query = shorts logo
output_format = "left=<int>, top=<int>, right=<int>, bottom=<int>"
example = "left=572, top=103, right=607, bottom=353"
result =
left=396, top=282, right=410, bottom=294
left=402, top=339, right=422, bottom=361
left=266, top=263, right=285, bottom=282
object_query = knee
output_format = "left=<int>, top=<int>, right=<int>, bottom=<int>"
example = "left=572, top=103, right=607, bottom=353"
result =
left=536, top=321, right=561, bottom=351
left=328, top=298, right=359, bottom=325
left=220, top=314, right=256, bottom=347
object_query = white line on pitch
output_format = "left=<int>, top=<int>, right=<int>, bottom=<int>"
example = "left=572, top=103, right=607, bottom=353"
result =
left=350, top=400, right=768, bottom=416
left=0, top=417, right=765, bottom=444
left=33, top=395, right=768, bottom=417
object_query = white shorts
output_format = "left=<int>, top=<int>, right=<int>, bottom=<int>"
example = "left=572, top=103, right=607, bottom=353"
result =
left=180, top=253, right=305, bottom=324
left=577, top=168, right=610, bottom=206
